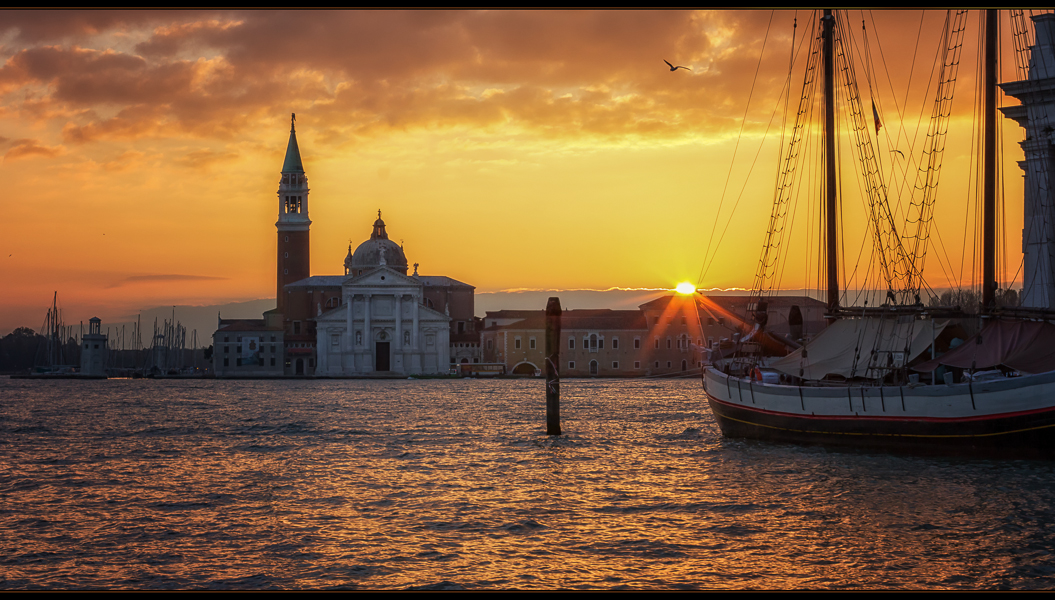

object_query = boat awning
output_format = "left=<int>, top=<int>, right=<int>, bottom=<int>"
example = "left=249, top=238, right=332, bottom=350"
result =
left=770, top=317, right=946, bottom=380
left=914, top=319, right=1055, bottom=374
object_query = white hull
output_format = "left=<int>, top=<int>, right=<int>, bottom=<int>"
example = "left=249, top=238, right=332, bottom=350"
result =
left=703, top=367, right=1055, bottom=454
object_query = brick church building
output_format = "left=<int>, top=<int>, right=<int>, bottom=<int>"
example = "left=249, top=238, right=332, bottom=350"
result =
left=212, top=115, right=479, bottom=377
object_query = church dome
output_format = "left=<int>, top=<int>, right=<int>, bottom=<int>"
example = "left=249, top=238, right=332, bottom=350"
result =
left=349, top=211, right=408, bottom=275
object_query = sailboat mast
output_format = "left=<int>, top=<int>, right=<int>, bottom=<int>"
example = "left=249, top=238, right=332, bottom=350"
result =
left=824, top=10, right=839, bottom=313
left=983, top=9, right=998, bottom=310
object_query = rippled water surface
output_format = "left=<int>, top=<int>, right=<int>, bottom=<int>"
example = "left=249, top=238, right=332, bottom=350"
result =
left=3, top=377, right=1055, bottom=589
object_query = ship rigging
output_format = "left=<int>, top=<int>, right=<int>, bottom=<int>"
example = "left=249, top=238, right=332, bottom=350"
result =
left=701, top=9, right=1055, bottom=455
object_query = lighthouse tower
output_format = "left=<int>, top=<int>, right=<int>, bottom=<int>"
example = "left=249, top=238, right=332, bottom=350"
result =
left=276, top=113, right=311, bottom=314
left=80, top=317, right=107, bottom=377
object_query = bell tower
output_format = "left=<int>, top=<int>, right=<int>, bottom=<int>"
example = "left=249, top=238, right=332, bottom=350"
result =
left=276, top=113, right=311, bottom=313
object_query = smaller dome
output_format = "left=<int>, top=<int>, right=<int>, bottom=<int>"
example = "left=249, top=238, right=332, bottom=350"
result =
left=349, top=210, right=408, bottom=275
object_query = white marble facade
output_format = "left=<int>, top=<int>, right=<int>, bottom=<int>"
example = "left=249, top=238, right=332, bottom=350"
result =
left=315, top=267, right=451, bottom=375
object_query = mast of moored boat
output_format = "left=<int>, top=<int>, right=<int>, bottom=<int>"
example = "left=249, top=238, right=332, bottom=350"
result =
left=823, top=10, right=839, bottom=316
left=983, top=9, right=998, bottom=311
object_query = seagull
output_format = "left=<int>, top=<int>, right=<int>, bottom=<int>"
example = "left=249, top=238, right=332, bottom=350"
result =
left=664, top=60, right=690, bottom=72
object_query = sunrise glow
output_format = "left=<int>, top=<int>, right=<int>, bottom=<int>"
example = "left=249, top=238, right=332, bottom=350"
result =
left=0, top=10, right=1031, bottom=333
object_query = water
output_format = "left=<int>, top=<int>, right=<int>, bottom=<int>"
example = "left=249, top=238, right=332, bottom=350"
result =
left=2, top=377, right=1055, bottom=590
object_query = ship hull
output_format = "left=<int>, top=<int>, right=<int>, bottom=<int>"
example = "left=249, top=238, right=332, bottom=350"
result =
left=703, top=367, right=1055, bottom=456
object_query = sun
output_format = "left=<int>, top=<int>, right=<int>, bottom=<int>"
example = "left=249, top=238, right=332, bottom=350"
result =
left=675, top=282, right=696, bottom=295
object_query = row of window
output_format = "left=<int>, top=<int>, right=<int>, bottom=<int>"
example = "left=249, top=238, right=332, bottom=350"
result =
left=567, top=360, right=635, bottom=370
left=653, top=337, right=701, bottom=350
left=224, top=357, right=277, bottom=367
left=491, top=335, right=707, bottom=352
left=563, top=359, right=702, bottom=371
left=223, top=345, right=279, bottom=354
left=569, top=335, right=626, bottom=350
left=330, top=331, right=422, bottom=346
left=499, top=336, right=642, bottom=351
left=222, top=357, right=319, bottom=369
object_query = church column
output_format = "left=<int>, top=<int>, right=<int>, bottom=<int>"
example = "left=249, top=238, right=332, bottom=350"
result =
left=346, top=294, right=353, bottom=350
left=413, top=293, right=420, bottom=349
left=395, top=294, right=403, bottom=350
left=363, top=294, right=372, bottom=348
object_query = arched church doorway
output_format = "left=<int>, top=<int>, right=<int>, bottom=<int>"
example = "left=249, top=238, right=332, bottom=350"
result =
left=589, top=360, right=598, bottom=376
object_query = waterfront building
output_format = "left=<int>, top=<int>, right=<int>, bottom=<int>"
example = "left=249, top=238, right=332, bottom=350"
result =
left=418, top=274, right=481, bottom=365
left=213, top=114, right=475, bottom=377
left=213, top=319, right=285, bottom=377
left=480, top=309, right=648, bottom=377
left=480, top=294, right=827, bottom=377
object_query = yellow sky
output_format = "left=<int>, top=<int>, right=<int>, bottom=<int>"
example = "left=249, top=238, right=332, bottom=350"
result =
left=0, top=10, right=1042, bottom=332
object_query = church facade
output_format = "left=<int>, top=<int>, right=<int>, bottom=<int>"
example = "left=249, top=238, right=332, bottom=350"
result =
left=213, top=115, right=473, bottom=377
left=313, top=265, right=451, bottom=375
left=305, top=214, right=453, bottom=375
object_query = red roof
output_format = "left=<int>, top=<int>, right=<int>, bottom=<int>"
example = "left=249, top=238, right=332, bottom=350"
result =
left=483, top=309, right=646, bottom=331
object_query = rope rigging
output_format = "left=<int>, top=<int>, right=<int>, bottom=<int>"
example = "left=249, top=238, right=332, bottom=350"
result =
left=748, top=14, right=821, bottom=309
left=833, top=11, right=917, bottom=306
left=900, top=10, right=969, bottom=301
left=749, top=10, right=924, bottom=313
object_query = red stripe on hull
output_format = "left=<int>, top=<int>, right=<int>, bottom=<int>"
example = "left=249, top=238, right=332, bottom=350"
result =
left=708, top=393, right=1055, bottom=424
left=705, top=392, right=1055, bottom=456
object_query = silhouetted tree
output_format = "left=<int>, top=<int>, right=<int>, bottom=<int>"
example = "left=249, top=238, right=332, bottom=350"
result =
left=928, top=288, right=1021, bottom=312
left=0, top=328, right=44, bottom=373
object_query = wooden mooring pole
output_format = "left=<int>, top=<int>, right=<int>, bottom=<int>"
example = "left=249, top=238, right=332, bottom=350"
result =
left=545, top=297, right=562, bottom=435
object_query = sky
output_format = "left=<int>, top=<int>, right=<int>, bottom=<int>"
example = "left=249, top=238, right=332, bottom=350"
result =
left=0, top=10, right=1042, bottom=333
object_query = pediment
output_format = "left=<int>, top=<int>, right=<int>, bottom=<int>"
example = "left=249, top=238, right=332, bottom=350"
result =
left=344, top=266, right=422, bottom=289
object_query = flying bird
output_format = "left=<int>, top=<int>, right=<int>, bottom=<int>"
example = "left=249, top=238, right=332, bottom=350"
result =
left=664, top=60, right=690, bottom=72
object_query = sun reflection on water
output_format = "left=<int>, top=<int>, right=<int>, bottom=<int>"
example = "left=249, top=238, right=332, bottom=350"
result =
left=1, top=378, right=1054, bottom=589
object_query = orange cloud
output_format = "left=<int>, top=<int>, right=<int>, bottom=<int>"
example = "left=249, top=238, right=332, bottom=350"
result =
left=0, top=10, right=211, bottom=44
left=3, top=138, right=65, bottom=161
left=0, top=10, right=801, bottom=150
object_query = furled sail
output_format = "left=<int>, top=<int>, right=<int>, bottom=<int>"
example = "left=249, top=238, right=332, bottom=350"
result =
left=915, top=320, right=1055, bottom=374
left=770, top=317, right=946, bottom=380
